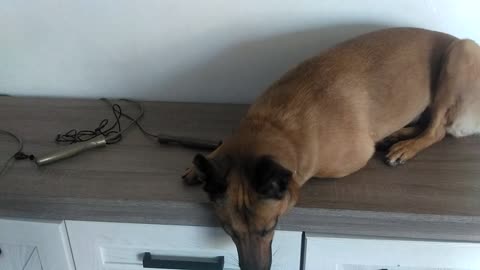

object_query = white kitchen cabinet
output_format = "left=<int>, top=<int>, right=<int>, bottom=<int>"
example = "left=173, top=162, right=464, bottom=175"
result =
left=0, top=243, right=39, bottom=270
left=304, top=234, right=480, bottom=270
left=23, top=249, right=42, bottom=270
left=0, top=218, right=75, bottom=270
left=66, top=220, right=302, bottom=270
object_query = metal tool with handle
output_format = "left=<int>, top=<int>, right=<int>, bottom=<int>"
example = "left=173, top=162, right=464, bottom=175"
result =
left=142, top=252, right=224, bottom=270
left=35, top=135, right=107, bottom=166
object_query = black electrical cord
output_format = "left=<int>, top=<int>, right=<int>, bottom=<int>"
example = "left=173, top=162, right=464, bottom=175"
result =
left=1, top=98, right=219, bottom=174
left=97, top=99, right=220, bottom=149
left=56, top=99, right=146, bottom=145
left=0, top=130, right=22, bottom=176
left=0, top=130, right=34, bottom=176
left=100, top=98, right=158, bottom=139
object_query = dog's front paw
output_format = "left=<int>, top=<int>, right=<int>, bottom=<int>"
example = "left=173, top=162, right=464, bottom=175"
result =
left=385, top=139, right=420, bottom=166
left=386, top=140, right=419, bottom=166
left=182, top=167, right=203, bottom=185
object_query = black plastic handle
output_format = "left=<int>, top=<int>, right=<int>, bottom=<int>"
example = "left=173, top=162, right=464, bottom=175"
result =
left=157, top=134, right=221, bottom=151
left=142, top=252, right=224, bottom=270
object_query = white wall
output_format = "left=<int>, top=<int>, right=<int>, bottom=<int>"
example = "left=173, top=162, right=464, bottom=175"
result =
left=1, top=0, right=479, bottom=104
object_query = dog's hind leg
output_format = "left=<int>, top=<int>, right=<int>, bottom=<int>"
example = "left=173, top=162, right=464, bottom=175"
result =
left=385, top=109, right=447, bottom=166
left=376, top=126, right=424, bottom=151
left=377, top=107, right=432, bottom=152
left=386, top=39, right=480, bottom=166
left=389, top=126, right=424, bottom=139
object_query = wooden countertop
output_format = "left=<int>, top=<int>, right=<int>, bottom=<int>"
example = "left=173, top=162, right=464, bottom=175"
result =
left=1, top=96, right=480, bottom=241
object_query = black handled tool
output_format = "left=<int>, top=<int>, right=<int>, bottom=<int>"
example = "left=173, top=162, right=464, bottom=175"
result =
left=157, top=134, right=221, bottom=151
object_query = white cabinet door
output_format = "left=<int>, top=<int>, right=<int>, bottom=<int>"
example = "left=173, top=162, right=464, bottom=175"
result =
left=304, top=234, right=480, bottom=270
left=23, top=248, right=42, bottom=270
left=0, top=243, right=43, bottom=270
left=0, top=243, right=35, bottom=270
left=66, top=220, right=302, bottom=270
left=0, top=218, right=75, bottom=270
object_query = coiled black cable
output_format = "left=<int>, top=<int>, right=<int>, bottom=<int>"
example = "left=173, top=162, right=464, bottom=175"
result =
left=0, top=130, right=33, bottom=176
left=55, top=99, right=150, bottom=145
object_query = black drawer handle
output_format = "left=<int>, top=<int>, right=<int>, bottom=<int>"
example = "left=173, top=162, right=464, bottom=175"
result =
left=142, top=252, right=224, bottom=270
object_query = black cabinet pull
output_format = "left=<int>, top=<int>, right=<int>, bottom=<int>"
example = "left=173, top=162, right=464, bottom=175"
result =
left=142, top=252, right=224, bottom=270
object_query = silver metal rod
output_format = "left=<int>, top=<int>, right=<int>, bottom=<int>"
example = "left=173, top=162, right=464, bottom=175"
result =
left=35, top=135, right=107, bottom=166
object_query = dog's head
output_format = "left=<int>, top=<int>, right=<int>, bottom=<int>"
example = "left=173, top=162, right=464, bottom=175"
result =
left=190, top=153, right=298, bottom=270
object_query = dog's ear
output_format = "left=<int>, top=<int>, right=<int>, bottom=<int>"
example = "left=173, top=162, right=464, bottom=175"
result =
left=193, top=154, right=228, bottom=201
left=253, top=156, right=292, bottom=200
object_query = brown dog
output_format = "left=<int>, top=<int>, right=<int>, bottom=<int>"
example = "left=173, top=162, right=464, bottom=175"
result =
left=182, top=27, right=480, bottom=270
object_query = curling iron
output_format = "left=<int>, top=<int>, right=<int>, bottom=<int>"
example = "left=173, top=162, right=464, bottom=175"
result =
left=35, top=99, right=144, bottom=166
left=33, top=99, right=220, bottom=166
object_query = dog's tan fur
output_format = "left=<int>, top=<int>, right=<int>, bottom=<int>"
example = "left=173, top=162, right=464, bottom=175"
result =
left=183, top=28, right=480, bottom=270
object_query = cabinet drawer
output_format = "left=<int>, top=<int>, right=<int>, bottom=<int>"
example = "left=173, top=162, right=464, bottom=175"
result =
left=304, top=234, right=480, bottom=270
left=66, top=220, right=302, bottom=270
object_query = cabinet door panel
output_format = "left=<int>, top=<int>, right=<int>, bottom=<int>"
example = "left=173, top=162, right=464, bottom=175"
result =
left=0, top=218, right=74, bottom=270
left=24, top=248, right=43, bottom=270
left=0, top=243, right=35, bottom=270
left=304, top=235, right=480, bottom=270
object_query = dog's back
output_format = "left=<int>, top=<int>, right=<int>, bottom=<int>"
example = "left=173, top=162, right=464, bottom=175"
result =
left=248, top=28, right=456, bottom=141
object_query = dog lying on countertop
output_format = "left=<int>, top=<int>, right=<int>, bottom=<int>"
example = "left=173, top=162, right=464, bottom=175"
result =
left=182, top=27, right=480, bottom=270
